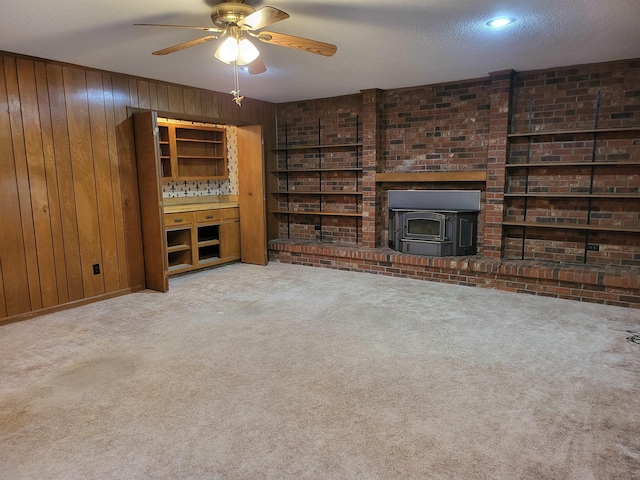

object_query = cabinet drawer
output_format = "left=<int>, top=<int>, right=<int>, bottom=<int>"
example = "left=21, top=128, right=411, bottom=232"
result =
left=164, top=212, right=194, bottom=227
left=222, top=207, right=240, bottom=220
left=196, top=209, right=223, bottom=223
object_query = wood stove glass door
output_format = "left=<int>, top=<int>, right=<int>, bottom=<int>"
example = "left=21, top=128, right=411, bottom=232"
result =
left=405, top=212, right=446, bottom=241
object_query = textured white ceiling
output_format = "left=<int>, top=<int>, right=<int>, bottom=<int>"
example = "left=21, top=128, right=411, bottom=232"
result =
left=1, top=0, right=639, bottom=103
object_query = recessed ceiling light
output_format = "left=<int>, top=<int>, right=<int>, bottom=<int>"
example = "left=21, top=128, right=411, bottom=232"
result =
left=486, top=17, right=516, bottom=28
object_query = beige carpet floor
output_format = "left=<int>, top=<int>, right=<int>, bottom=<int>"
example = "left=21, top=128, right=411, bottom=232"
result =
left=1, top=262, right=639, bottom=479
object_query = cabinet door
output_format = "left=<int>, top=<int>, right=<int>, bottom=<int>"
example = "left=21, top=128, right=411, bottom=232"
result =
left=133, top=111, right=169, bottom=292
left=237, top=125, right=267, bottom=265
left=220, top=221, right=241, bottom=259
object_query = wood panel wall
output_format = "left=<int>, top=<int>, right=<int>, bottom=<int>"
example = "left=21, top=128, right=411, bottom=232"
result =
left=0, top=51, right=276, bottom=323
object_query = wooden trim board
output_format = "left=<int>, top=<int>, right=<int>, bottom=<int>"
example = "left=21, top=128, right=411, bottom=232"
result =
left=375, top=171, right=487, bottom=182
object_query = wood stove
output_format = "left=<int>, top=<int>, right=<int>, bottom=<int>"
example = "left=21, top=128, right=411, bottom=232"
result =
left=388, top=190, right=480, bottom=256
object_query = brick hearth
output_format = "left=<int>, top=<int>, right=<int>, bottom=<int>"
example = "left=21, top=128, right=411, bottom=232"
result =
left=269, top=240, right=640, bottom=309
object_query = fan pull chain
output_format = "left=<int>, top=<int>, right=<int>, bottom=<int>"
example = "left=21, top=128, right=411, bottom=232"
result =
left=231, top=61, right=244, bottom=106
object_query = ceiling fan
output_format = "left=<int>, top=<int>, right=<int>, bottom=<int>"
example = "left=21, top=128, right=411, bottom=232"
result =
left=135, top=0, right=337, bottom=77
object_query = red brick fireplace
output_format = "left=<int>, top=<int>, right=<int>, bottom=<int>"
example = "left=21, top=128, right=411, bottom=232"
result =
left=268, top=58, right=640, bottom=308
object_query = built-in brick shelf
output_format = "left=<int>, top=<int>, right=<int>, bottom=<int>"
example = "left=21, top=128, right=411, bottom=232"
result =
left=268, top=239, right=640, bottom=309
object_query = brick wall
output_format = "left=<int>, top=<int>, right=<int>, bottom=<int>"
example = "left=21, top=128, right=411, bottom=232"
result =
left=511, top=59, right=640, bottom=132
left=504, top=59, right=640, bottom=267
left=276, top=95, right=362, bottom=147
left=383, top=79, right=491, bottom=172
left=274, top=94, right=363, bottom=245
left=271, top=58, right=640, bottom=306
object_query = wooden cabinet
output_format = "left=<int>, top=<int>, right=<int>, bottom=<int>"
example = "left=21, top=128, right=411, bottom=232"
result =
left=157, top=120, right=227, bottom=181
left=133, top=112, right=267, bottom=290
left=165, top=207, right=240, bottom=275
left=166, top=224, right=193, bottom=273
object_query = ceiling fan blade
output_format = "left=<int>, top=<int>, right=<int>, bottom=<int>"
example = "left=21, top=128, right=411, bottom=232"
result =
left=237, top=7, right=289, bottom=31
left=134, top=23, right=222, bottom=33
left=257, top=31, right=337, bottom=57
left=152, top=36, right=217, bottom=55
left=247, top=57, right=267, bottom=75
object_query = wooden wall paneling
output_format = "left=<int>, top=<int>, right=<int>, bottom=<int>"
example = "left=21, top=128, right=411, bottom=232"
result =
left=201, top=91, right=215, bottom=119
left=0, top=52, right=280, bottom=319
left=250, top=99, right=262, bottom=126
left=193, top=90, right=203, bottom=117
left=103, top=74, right=129, bottom=290
left=168, top=85, right=184, bottom=114
left=137, top=80, right=151, bottom=110
left=156, top=83, right=169, bottom=112
left=148, top=81, right=158, bottom=111
left=16, top=58, right=58, bottom=308
left=240, top=98, right=250, bottom=123
left=230, top=98, right=241, bottom=124
left=86, top=71, right=120, bottom=293
left=0, top=258, right=6, bottom=319
left=128, top=78, right=138, bottom=108
left=4, top=56, right=43, bottom=311
left=111, top=74, right=144, bottom=289
left=34, top=61, right=69, bottom=304
left=183, top=88, right=196, bottom=116
left=63, top=66, right=105, bottom=298
left=46, top=63, right=84, bottom=301
left=0, top=55, right=31, bottom=315
left=217, top=92, right=227, bottom=122
left=240, top=98, right=252, bottom=124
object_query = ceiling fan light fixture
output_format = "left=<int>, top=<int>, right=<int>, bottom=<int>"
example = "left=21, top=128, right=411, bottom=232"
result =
left=237, top=38, right=259, bottom=65
left=140, top=2, right=337, bottom=105
left=215, top=36, right=239, bottom=63
left=486, top=17, right=516, bottom=28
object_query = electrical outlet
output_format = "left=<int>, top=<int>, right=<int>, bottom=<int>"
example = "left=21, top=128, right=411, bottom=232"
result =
left=93, top=264, right=100, bottom=275
left=586, top=244, right=600, bottom=251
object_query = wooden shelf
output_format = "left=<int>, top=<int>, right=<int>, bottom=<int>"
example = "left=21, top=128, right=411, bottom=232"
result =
left=272, top=191, right=363, bottom=195
left=504, top=193, right=640, bottom=199
left=158, top=120, right=227, bottom=181
left=166, top=244, right=191, bottom=253
left=176, top=175, right=227, bottom=181
left=503, top=221, right=640, bottom=233
left=508, top=126, right=640, bottom=137
left=272, top=168, right=363, bottom=173
left=506, top=161, right=640, bottom=169
left=176, top=138, right=224, bottom=144
left=273, top=142, right=363, bottom=151
left=375, top=171, right=487, bottom=182
left=272, top=210, right=362, bottom=218
left=197, top=239, right=220, bottom=247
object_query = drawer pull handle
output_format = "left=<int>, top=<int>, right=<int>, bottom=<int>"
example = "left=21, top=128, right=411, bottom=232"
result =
left=205, top=215, right=213, bottom=219
left=173, top=218, right=183, bottom=222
